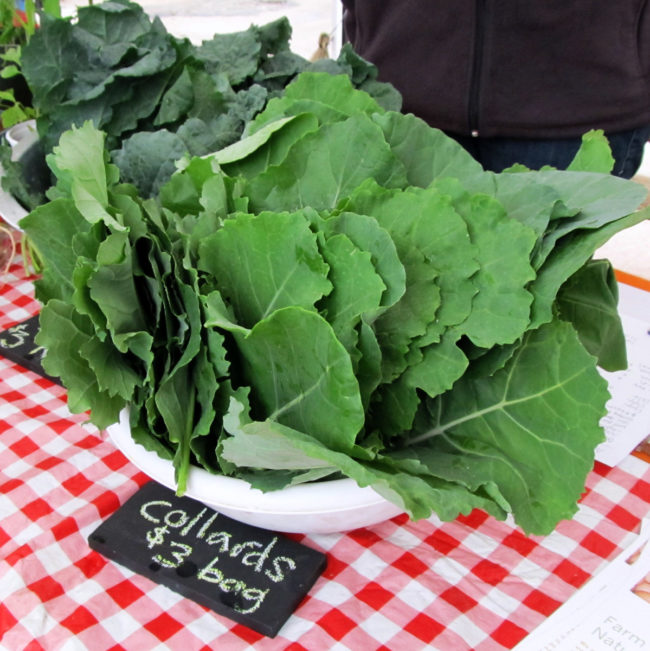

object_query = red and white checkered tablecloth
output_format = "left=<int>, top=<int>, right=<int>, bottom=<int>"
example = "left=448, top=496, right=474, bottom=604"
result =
left=2, top=254, right=650, bottom=651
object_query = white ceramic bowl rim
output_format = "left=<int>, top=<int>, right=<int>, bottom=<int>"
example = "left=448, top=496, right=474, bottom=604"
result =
left=106, top=409, right=392, bottom=517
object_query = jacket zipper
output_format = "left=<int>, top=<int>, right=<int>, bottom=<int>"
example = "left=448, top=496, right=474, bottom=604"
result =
left=468, top=0, right=487, bottom=137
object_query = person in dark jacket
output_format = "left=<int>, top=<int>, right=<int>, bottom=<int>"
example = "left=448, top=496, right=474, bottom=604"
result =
left=342, top=1, right=650, bottom=178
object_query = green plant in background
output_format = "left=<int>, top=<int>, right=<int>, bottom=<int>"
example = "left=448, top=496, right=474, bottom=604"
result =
left=0, top=0, right=35, bottom=45
left=0, top=0, right=61, bottom=128
left=2, top=0, right=398, bottom=213
left=0, top=47, right=37, bottom=128
left=18, top=0, right=399, bottom=196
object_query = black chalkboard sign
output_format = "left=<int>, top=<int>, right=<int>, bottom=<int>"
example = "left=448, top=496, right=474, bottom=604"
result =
left=0, top=315, right=61, bottom=384
left=88, top=481, right=327, bottom=637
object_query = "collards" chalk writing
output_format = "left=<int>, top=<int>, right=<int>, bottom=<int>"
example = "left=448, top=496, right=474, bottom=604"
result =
left=139, top=499, right=298, bottom=614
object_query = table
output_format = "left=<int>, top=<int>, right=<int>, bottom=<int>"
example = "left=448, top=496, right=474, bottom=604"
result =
left=2, top=253, right=650, bottom=651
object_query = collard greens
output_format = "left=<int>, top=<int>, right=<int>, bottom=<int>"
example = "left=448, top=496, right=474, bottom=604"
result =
left=23, top=72, right=649, bottom=535
left=9, top=0, right=399, bottom=207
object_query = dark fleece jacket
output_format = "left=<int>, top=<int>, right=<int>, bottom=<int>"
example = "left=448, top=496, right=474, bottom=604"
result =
left=342, top=1, right=650, bottom=138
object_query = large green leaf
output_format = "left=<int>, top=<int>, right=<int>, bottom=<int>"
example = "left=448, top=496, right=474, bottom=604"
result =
left=198, top=210, right=331, bottom=326
left=36, top=300, right=126, bottom=428
left=410, top=319, right=609, bottom=534
left=111, top=130, right=188, bottom=198
left=235, top=307, right=364, bottom=452
left=373, top=248, right=440, bottom=381
left=244, top=114, right=408, bottom=212
left=154, top=67, right=194, bottom=126
left=567, top=129, right=614, bottom=174
left=368, top=184, right=480, bottom=339
left=249, top=71, right=385, bottom=132
left=221, top=410, right=506, bottom=522
left=403, top=330, right=469, bottom=399
left=193, top=27, right=262, bottom=86
left=19, top=197, right=89, bottom=302
left=87, top=231, right=154, bottom=364
left=556, top=259, right=627, bottom=371
left=322, top=210, right=405, bottom=314
left=341, top=182, right=477, bottom=380
left=212, top=115, right=304, bottom=165
left=468, top=172, right=569, bottom=243
left=529, top=208, right=649, bottom=328
left=367, top=375, right=420, bottom=439
left=372, top=111, right=483, bottom=187
left=46, top=121, right=123, bottom=229
left=449, top=191, right=536, bottom=347
left=75, top=1, right=153, bottom=47
left=317, top=232, right=385, bottom=352
left=217, top=114, right=320, bottom=179
left=21, top=17, right=82, bottom=109
left=355, top=320, right=383, bottom=410
left=530, top=170, right=646, bottom=261
left=79, top=335, right=142, bottom=401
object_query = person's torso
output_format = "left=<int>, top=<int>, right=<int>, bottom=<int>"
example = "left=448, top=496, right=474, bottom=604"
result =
left=344, top=1, right=650, bottom=137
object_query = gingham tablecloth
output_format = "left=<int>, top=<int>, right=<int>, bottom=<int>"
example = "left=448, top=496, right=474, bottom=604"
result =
left=2, top=254, right=650, bottom=651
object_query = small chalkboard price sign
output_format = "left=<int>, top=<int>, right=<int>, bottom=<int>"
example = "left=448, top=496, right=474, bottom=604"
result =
left=88, top=481, right=328, bottom=637
left=0, top=315, right=60, bottom=384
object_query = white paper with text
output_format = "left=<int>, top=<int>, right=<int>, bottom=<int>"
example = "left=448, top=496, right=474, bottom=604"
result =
left=514, top=520, right=650, bottom=650
left=596, top=283, right=650, bottom=467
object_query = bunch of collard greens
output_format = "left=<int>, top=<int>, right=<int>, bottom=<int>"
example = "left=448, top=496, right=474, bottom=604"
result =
left=9, top=0, right=398, bottom=206
left=22, top=72, right=649, bottom=536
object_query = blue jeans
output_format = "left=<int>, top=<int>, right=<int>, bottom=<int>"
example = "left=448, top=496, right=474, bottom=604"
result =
left=452, top=126, right=650, bottom=179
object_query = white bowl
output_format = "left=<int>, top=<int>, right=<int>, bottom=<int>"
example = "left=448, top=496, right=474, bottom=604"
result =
left=5, top=119, right=37, bottom=152
left=106, top=409, right=404, bottom=534
left=0, top=173, right=28, bottom=231
left=0, top=119, right=38, bottom=231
